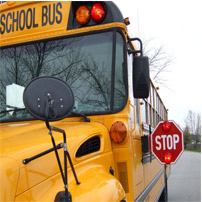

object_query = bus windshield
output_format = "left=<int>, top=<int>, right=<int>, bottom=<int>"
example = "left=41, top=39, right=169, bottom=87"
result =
left=0, top=30, right=127, bottom=122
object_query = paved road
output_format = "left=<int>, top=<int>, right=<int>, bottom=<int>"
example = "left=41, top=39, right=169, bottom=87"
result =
left=168, top=151, right=201, bottom=202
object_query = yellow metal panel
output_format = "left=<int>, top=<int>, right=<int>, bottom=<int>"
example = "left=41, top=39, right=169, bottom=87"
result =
left=143, top=159, right=163, bottom=189
left=144, top=172, right=164, bottom=202
left=0, top=158, right=19, bottom=202
left=0, top=2, right=71, bottom=45
left=0, top=121, right=115, bottom=198
left=131, top=139, right=144, bottom=200
left=15, top=153, right=125, bottom=202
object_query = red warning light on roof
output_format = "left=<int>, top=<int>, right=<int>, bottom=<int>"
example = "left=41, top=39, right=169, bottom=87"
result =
left=91, top=3, right=105, bottom=23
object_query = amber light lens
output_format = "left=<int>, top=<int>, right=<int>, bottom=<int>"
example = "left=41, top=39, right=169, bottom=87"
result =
left=110, top=121, right=127, bottom=144
left=76, top=6, right=90, bottom=25
left=7, top=1, right=16, bottom=6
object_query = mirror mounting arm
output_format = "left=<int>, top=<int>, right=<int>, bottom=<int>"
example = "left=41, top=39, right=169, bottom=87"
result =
left=48, top=128, right=66, bottom=184
left=22, top=143, right=64, bottom=165
left=44, top=95, right=80, bottom=202
left=127, top=37, right=143, bottom=56
left=128, top=49, right=142, bottom=55
left=46, top=124, right=81, bottom=185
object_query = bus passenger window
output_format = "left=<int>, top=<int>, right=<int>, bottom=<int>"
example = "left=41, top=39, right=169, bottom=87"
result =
left=135, top=99, right=140, bottom=125
left=149, top=104, right=152, bottom=126
left=145, top=101, right=148, bottom=123
left=141, top=101, right=146, bottom=123
left=141, top=99, right=148, bottom=124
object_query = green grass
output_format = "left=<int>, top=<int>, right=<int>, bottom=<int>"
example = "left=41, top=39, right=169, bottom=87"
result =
left=185, top=149, right=201, bottom=153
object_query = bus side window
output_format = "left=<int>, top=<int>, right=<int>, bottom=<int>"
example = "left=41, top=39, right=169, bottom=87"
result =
left=135, top=99, right=140, bottom=125
left=141, top=99, right=148, bottom=124
left=145, top=100, right=149, bottom=124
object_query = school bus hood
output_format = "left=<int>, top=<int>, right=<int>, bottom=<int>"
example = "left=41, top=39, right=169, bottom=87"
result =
left=0, top=120, right=112, bottom=197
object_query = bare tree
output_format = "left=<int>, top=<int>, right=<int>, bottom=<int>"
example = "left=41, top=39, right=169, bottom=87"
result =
left=196, top=113, right=201, bottom=142
left=184, top=110, right=201, bottom=145
left=143, top=38, right=173, bottom=86
left=185, top=110, right=196, bottom=135
left=183, top=125, right=192, bottom=147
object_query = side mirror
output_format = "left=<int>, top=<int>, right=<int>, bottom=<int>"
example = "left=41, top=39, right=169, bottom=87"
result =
left=23, top=76, right=74, bottom=121
left=128, top=37, right=150, bottom=98
left=133, top=55, right=150, bottom=98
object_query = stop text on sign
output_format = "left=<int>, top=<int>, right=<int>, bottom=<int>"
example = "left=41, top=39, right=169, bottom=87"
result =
left=155, top=134, right=179, bottom=150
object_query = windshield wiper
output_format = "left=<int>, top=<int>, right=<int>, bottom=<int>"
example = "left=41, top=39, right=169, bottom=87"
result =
left=71, top=112, right=90, bottom=122
left=0, top=109, right=91, bottom=122
left=0, top=108, right=26, bottom=114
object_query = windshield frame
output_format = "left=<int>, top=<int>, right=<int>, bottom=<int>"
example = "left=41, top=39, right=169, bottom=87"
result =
left=0, top=27, right=128, bottom=123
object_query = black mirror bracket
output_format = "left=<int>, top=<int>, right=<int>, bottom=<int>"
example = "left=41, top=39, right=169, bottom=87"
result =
left=127, top=37, right=143, bottom=56
left=45, top=94, right=80, bottom=202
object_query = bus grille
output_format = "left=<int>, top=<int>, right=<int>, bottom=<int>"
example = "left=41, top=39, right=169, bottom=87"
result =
left=76, top=136, right=100, bottom=158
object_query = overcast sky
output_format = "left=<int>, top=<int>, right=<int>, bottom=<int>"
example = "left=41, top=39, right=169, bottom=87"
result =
left=115, top=0, right=202, bottom=128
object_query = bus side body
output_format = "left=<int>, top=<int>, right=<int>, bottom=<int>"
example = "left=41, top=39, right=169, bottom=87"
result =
left=0, top=1, right=169, bottom=202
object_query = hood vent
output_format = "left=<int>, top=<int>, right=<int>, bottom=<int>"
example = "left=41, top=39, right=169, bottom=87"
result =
left=76, top=136, right=100, bottom=158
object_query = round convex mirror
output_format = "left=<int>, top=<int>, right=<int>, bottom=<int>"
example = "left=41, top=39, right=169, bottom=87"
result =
left=23, top=76, right=74, bottom=121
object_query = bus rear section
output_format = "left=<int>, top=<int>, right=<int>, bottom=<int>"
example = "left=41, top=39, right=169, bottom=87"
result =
left=0, top=1, right=169, bottom=202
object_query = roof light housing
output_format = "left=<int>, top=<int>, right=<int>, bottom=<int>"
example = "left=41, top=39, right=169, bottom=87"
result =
left=75, top=3, right=106, bottom=26
left=70, top=2, right=125, bottom=30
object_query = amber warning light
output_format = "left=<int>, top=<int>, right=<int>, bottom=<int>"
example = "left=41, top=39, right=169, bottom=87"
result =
left=76, top=6, right=90, bottom=25
left=110, top=121, right=127, bottom=144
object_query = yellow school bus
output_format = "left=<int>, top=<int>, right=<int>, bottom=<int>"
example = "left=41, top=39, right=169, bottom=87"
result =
left=0, top=1, right=169, bottom=202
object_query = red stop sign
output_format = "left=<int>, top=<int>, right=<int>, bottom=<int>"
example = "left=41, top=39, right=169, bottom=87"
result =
left=151, top=120, right=184, bottom=164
